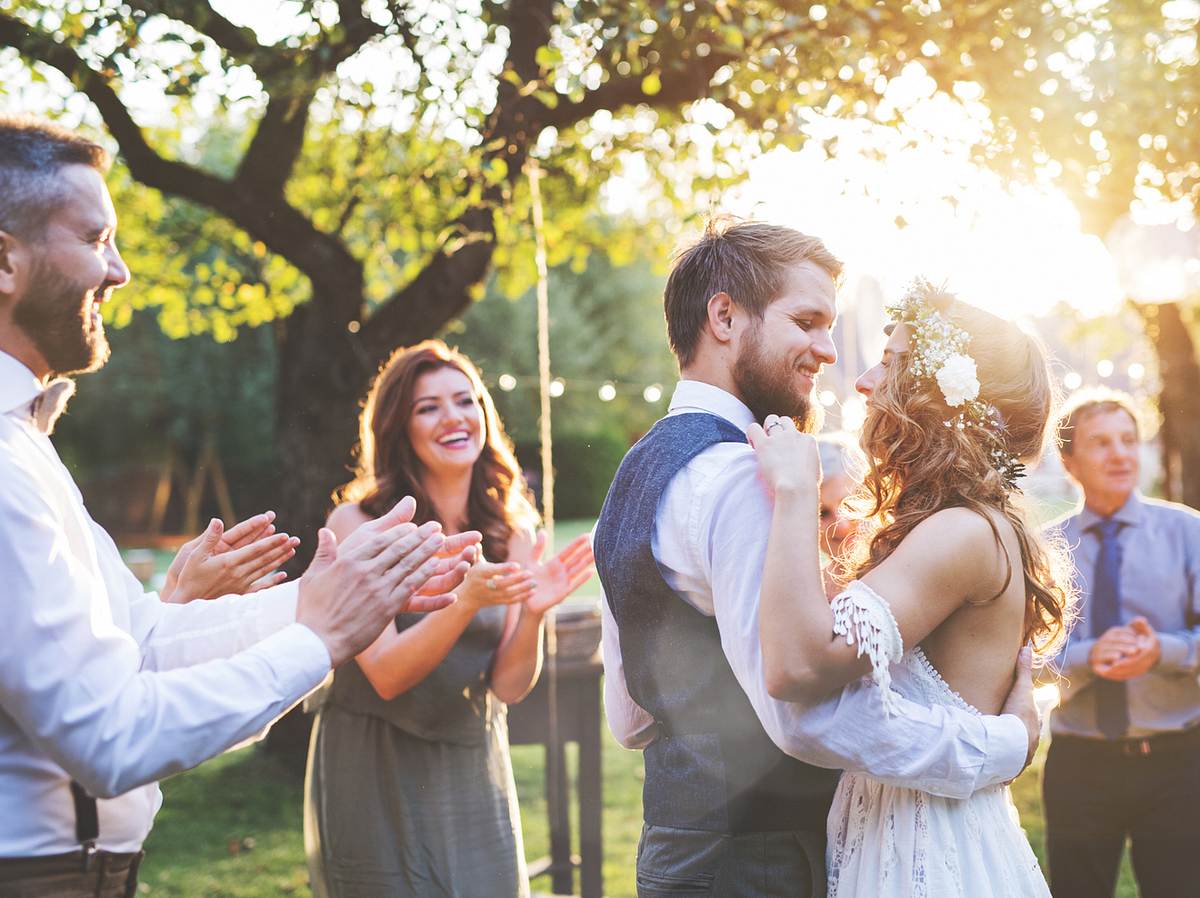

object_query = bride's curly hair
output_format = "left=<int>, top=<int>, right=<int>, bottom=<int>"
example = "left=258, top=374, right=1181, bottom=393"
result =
left=841, top=290, right=1075, bottom=658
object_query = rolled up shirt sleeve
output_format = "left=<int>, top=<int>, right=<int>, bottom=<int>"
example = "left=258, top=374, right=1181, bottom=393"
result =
left=0, top=471, right=330, bottom=799
left=705, top=452, right=1027, bottom=799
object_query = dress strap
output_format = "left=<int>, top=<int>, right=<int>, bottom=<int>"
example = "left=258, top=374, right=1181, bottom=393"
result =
left=830, top=580, right=904, bottom=715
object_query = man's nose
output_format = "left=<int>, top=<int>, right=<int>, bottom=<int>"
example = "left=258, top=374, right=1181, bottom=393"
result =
left=813, top=330, right=837, bottom=366
left=105, top=242, right=130, bottom=289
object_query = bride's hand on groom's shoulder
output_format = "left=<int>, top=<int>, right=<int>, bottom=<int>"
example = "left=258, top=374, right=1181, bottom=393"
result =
left=747, top=414, right=821, bottom=496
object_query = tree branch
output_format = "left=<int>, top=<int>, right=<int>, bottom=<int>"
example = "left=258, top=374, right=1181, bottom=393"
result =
left=330, top=0, right=388, bottom=67
left=540, top=52, right=733, bottom=130
left=360, top=207, right=497, bottom=354
left=123, top=0, right=275, bottom=69
left=0, top=11, right=364, bottom=318
left=234, top=89, right=315, bottom=197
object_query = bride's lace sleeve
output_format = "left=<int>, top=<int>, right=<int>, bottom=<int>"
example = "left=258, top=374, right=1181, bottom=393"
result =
left=830, top=580, right=904, bottom=715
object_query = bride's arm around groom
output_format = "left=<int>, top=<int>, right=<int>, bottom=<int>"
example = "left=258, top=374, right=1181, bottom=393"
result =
left=602, top=430, right=1038, bottom=798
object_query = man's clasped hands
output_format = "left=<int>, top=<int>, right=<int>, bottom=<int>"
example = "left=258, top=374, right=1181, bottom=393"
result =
left=1089, top=616, right=1162, bottom=681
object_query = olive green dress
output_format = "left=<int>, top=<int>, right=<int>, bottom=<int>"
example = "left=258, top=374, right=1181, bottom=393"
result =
left=304, top=605, right=528, bottom=898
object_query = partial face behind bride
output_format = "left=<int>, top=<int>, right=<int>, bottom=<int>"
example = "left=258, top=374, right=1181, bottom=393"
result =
left=848, top=281, right=1073, bottom=656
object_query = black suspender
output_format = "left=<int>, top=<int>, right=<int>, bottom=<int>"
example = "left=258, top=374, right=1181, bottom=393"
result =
left=69, top=779, right=98, bottom=871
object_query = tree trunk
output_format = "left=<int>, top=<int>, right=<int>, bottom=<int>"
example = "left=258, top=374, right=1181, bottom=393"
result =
left=262, top=300, right=378, bottom=765
left=1138, top=301, right=1200, bottom=509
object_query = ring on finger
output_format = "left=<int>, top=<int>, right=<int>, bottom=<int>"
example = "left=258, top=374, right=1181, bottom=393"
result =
left=487, top=577, right=498, bottom=590
left=765, top=420, right=785, bottom=435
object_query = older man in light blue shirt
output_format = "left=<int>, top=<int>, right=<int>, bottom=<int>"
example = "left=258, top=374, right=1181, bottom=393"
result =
left=1044, top=388, right=1200, bottom=898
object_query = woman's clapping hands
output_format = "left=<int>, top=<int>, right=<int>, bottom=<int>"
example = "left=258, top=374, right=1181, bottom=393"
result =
left=519, top=532, right=596, bottom=616
left=456, top=556, right=537, bottom=611
left=161, top=511, right=300, bottom=603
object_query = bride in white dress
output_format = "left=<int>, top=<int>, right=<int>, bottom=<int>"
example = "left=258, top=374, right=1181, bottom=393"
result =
left=750, top=282, right=1074, bottom=897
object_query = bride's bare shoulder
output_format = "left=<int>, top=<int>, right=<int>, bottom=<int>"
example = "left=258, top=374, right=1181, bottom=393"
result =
left=896, top=507, right=1013, bottom=599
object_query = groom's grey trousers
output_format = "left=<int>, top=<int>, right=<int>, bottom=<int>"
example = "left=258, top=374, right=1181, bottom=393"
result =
left=636, top=824, right=825, bottom=898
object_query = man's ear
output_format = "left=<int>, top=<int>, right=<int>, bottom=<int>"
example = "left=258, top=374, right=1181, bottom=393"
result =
left=705, top=291, right=736, bottom=345
left=0, top=229, right=22, bottom=296
left=1058, top=451, right=1078, bottom=484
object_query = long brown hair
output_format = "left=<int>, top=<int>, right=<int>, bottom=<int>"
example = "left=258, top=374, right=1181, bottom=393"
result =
left=844, top=292, right=1074, bottom=657
left=337, top=340, right=538, bottom=561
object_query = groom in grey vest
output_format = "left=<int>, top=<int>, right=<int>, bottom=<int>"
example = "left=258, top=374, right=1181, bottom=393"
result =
left=594, top=218, right=1041, bottom=897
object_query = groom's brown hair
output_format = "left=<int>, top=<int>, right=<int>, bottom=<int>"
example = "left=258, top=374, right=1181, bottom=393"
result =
left=663, top=216, right=842, bottom=367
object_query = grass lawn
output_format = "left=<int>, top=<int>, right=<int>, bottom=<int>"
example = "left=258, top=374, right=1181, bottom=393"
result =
left=140, top=727, right=1140, bottom=898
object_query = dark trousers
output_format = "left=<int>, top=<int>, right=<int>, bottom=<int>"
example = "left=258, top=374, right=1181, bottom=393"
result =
left=635, top=823, right=825, bottom=898
left=0, top=851, right=142, bottom=898
left=1043, top=731, right=1200, bottom=898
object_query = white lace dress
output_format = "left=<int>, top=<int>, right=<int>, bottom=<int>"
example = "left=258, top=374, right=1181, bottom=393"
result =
left=825, top=581, right=1050, bottom=898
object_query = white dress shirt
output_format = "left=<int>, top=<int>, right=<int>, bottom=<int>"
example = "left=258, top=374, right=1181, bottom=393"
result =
left=601, top=380, right=1028, bottom=800
left=0, top=351, right=331, bottom=856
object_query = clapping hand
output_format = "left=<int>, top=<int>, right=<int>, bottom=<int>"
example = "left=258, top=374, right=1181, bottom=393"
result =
left=412, top=532, right=485, bottom=602
left=522, top=532, right=595, bottom=616
left=297, top=497, right=484, bottom=666
left=1092, top=617, right=1161, bottom=680
left=457, top=558, right=537, bottom=612
left=161, top=511, right=300, bottom=603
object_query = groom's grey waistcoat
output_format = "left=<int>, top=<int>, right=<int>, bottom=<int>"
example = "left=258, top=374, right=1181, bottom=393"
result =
left=595, top=413, right=839, bottom=834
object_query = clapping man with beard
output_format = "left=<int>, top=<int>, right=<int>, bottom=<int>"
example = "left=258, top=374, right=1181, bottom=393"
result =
left=0, top=116, right=479, bottom=898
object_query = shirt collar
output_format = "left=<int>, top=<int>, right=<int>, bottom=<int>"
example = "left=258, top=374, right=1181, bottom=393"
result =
left=0, top=350, right=44, bottom=417
left=667, top=380, right=756, bottom=431
left=1078, top=491, right=1144, bottom=533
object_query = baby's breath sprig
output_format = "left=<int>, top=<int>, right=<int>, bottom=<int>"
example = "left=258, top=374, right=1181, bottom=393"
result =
left=886, top=279, right=1026, bottom=492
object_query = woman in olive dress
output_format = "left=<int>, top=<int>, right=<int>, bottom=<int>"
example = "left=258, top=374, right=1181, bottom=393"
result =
left=304, top=340, right=594, bottom=898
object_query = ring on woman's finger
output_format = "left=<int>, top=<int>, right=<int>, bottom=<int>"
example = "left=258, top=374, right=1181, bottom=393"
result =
left=765, top=420, right=785, bottom=435
left=487, top=577, right=498, bottom=590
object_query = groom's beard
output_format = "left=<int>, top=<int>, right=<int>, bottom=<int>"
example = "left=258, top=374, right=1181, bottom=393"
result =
left=15, top=252, right=111, bottom=376
left=732, top=337, right=819, bottom=432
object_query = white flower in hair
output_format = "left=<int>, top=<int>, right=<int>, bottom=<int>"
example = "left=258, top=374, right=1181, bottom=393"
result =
left=935, top=353, right=980, bottom=407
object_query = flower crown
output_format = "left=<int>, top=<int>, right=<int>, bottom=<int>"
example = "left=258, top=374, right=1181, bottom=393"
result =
left=884, top=279, right=1026, bottom=491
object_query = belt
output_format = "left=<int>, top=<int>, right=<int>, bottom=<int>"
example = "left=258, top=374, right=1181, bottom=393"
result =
left=1055, top=725, right=1200, bottom=758
left=0, top=850, right=143, bottom=897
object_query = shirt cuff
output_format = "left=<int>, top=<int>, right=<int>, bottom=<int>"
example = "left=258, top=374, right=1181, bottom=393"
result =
left=254, top=623, right=332, bottom=700
left=1158, top=633, right=1197, bottom=673
left=251, top=580, right=300, bottom=639
left=977, top=714, right=1028, bottom=788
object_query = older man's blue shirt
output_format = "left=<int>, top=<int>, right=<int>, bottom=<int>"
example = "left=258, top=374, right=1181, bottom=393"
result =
left=1046, top=492, right=1200, bottom=739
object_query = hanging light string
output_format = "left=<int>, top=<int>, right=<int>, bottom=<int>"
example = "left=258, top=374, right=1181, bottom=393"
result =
left=488, top=373, right=666, bottom=403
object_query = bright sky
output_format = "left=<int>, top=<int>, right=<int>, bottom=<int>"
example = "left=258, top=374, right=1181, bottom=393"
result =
left=706, top=65, right=1139, bottom=325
